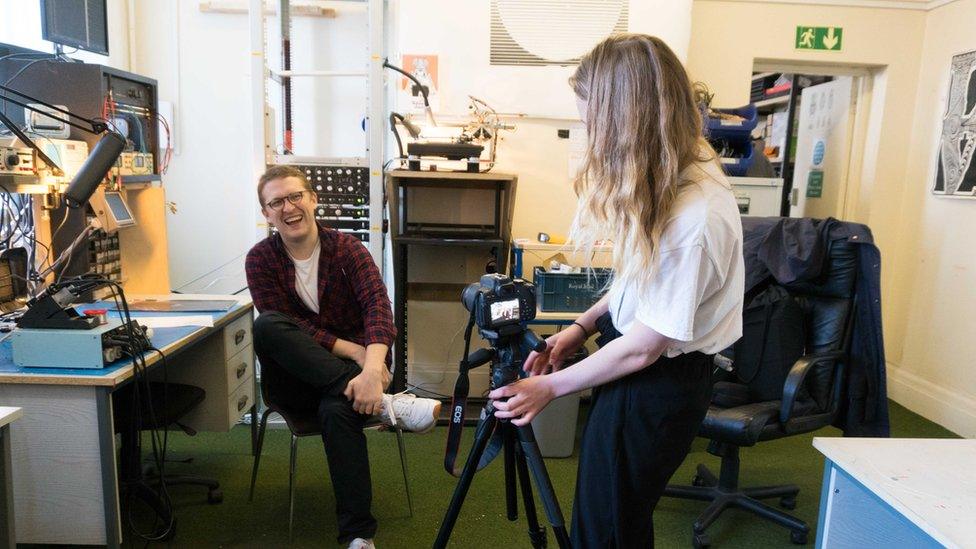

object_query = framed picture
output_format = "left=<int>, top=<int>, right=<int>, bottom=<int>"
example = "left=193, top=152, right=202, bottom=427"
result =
left=932, top=50, right=976, bottom=198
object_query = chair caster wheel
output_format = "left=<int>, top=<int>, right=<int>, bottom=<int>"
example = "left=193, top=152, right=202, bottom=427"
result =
left=780, top=495, right=797, bottom=510
left=208, top=489, right=223, bottom=504
left=693, top=533, right=710, bottom=548
left=692, top=474, right=707, bottom=487
left=790, top=530, right=808, bottom=545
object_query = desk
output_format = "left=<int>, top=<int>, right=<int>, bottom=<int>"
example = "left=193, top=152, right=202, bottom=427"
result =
left=0, top=294, right=255, bottom=547
left=814, top=437, right=976, bottom=549
left=0, top=406, right=22, bottom=547
left=528, top=310, right=579, bottom=327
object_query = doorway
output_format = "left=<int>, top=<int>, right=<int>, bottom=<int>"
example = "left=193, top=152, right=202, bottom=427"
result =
left=750, top=61, right=876, bottom=220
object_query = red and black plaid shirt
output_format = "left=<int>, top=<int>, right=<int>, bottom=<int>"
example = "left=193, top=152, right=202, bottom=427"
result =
left=245, top=224, right=396, bottom=354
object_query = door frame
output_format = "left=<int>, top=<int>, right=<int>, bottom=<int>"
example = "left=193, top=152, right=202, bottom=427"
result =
left=753, top=59, right=883, bottom=222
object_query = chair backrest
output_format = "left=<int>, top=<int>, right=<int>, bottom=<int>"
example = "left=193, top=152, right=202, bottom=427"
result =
left=779, top=239, right=858, bottom=411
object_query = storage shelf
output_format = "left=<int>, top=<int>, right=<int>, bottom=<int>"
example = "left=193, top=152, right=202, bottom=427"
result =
left=394, top=235, right=504, bottom=248
left=755, top=95, right=790, bottom=110
left=121, top=174, right=162, bottom=184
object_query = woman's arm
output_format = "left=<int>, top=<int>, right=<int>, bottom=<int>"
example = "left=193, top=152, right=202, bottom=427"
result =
left=549, top=321, right=670, bottom=396
left=491, top=320, right=672, bottom=426
left=523, top=293, right=611, bottom=375
left=573, top=292, right=610, bottom=335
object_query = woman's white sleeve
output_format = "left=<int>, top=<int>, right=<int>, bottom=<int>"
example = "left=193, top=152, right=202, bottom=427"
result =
left=633, top=244, right=714, bottom=341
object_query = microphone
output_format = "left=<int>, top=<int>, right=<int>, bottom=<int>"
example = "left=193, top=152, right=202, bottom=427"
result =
left=400, top=116, right=422, bottom=138
left=64, top=132, right=126, bottom=209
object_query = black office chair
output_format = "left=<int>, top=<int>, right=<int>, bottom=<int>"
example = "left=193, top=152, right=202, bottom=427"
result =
left=113, top=382, right=223, bottom=505
left=664, top=239, right=858, bottom=548
left=248, top=359, right=413, bottom=541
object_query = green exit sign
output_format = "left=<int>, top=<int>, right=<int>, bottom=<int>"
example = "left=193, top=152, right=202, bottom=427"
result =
left=795, top=26, right=843, bottom=51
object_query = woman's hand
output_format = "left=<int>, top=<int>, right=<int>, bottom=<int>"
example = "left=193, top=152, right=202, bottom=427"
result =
left=523, top=326, right=588, bottom=376
left=489, top=376, right=557, bottom=426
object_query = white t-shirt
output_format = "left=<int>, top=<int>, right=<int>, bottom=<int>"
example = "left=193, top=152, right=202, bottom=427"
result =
left=290, top=243, right=321, bottom=314
left=608, top=159, right=744, bottom=357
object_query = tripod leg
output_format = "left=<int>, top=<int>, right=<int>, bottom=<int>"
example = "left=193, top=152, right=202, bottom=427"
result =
left=504, top=426, right=518, bottom=521
left=434, top=413, right=499, bottom=549
left=515, top=442, right=548, bottom=548
left=515, top=424, right=571, bottom=549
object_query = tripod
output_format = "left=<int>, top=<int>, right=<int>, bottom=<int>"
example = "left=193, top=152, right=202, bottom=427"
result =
left=435, top=337, right=571, bottom=549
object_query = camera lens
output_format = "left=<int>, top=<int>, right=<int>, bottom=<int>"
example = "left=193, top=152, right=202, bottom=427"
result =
left=461, top=283, right=480, bottom=312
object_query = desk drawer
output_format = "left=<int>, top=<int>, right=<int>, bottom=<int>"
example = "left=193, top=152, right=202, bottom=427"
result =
left=223, top=313, right=253, bottom=361
left=226, top=345, right=254, bottom=393
left=228, top=377, right=255, bottom=424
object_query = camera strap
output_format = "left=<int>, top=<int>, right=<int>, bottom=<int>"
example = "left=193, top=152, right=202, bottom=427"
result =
left=444, top=311, right=486, bottom=477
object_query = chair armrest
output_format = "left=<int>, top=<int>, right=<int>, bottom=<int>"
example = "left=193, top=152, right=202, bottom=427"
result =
left=780, top=350, right=845, bottom=426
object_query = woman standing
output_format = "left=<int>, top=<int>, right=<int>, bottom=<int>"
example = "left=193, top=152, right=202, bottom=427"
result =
left=489, top=34, right=744, bottom=547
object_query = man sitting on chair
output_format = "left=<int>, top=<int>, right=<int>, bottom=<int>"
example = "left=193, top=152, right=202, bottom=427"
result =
left=246, top=165, right=440, bottom=549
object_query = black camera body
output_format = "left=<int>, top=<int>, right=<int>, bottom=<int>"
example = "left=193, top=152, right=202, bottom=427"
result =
left=461, top=273, right=537, bottom=338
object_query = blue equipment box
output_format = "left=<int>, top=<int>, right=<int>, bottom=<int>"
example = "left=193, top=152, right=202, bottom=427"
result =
left=533, top=267, right=612, bottom=312
left=705, top=104, right=759, bottom=142
left=12, top=320, right=127, bottom=369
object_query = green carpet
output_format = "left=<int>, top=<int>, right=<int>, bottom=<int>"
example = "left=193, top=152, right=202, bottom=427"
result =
left=128, top=401, right=957, bottom=548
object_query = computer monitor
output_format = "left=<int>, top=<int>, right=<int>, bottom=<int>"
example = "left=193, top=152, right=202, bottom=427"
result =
left=103, top=191, right=135, bottom=229
left=40, top=0, right=109, bottom=56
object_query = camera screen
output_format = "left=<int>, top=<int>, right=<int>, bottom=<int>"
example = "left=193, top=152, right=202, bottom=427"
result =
left=490, top=299, right=521, bottom=323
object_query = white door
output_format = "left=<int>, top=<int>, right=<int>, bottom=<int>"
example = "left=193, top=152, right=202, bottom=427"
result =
left=790, top=77, right=856, bottom=218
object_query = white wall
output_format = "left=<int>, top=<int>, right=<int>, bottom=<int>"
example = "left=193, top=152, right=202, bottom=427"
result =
left=687, top=3, right=927, bottom=368
left=128, top=2, right=257, bottom=293
left=0, top=0, right=131, bottom=68
left=688, top=0, right=976, bottom=436
left=885, top=0, right=976, bottom=437
left=394, top=0, right=693, bottom=240
left=129, top=2, right=372, bottom=293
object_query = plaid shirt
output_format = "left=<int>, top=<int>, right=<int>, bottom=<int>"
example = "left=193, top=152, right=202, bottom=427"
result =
left=245, top=224, right=396, bottom=355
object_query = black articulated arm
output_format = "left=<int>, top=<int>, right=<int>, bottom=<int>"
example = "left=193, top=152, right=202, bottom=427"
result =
left=780, top=350, right=845, bottom=432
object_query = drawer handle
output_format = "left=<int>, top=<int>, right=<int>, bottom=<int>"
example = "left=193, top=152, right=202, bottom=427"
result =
left=234, top=329, right=246, bottom=345
left=237, top=395, right=249, bottom=411
left=236, top=363, right=247, bottom=379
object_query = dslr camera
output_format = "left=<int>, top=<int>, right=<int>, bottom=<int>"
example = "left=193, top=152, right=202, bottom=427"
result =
left=461, top=273, right=537, bottom=338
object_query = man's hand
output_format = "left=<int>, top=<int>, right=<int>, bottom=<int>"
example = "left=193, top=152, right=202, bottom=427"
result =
left=343, top=369, right=385, bottom=415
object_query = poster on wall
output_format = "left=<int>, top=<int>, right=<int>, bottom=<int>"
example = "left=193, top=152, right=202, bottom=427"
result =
left=932, top=50, right=976, bottom=198
left=399, top=54, right=439, bottom=115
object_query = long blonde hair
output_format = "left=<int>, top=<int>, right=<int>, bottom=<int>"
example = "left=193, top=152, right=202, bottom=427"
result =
left=569, top=33, right=714, bottom=296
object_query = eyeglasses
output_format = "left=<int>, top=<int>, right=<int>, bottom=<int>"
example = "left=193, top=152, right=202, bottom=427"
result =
left=264, top=190, right=309, bottom=211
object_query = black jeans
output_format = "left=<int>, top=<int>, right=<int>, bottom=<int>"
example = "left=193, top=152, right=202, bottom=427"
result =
left=570, top=349, right=713, bottom=548
left=253, top=311, right=376, bottom=543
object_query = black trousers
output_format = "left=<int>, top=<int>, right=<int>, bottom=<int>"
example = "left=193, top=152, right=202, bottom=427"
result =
left=570, top=350, right=713, bottom=548
left=252, top=312, right=376, bottom=543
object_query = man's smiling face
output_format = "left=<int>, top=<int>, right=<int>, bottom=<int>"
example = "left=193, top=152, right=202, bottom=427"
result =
left=260, top=176, right=317, bottom=243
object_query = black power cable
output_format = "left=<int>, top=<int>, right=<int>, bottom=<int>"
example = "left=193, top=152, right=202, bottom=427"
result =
left=57, top=274, right=176, bottom=542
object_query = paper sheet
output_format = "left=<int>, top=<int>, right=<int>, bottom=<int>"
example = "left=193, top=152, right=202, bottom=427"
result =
left=136, top=315, right=214, bottom=329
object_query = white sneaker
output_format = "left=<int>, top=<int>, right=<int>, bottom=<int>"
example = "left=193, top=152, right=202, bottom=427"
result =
left=348, top=538, right=375, bottom=549
left=380, top=392, right=441, bottom=433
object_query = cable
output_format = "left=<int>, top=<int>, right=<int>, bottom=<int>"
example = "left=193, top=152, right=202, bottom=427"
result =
left=389, top=112, right=405, bottom=165
left=57, top=274, right=175, bottom=541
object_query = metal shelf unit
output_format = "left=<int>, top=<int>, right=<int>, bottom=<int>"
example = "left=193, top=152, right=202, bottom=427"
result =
left=248, top=0, right=387, bottom=265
